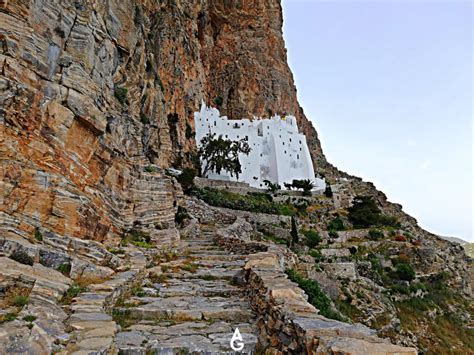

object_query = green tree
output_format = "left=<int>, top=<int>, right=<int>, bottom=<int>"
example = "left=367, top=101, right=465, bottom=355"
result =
left=263, top=180, right=281, bottom=194
left=289, top=216, right=299, bottom=248
left=198, top=133, right=251, bottom=179
left=291, top=179, right=314, bottom=196
left=324, top=183, right=333, bottom=198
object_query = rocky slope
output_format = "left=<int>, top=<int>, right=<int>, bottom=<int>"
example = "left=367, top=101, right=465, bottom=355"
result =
left=0, top=0, right=472, bottom=354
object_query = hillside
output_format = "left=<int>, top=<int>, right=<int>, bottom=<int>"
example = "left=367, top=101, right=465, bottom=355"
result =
left=0, top=0, right=471, bottom=354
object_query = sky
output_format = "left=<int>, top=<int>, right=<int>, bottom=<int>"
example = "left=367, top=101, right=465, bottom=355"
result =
left=282, top=0, right=473, bottom=242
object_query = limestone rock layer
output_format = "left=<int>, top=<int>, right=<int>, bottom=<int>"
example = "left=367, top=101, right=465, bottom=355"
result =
left=0, top=0, right=327, bottom=245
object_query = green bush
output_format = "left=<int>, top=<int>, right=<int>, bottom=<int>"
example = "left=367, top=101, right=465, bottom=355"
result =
left=309, top=249, right=323, bottom=262
left=12, top=295, right=29, bottom=307
left=34, top=228, right=43, bottom=241
left=368, top=229, right=384, bottom=240
left=61, top=284, right=89, bottom=305
left=191, top=187, right=296, bottom=216
left=122, top=228, right=151, bottom=247
left=185, top=123, right=195, bottom=139
left=327, top=216, right=345, bottom=231
left=286, top=269, right=342, bottom=321
left=395, top=263, right=416, bottom=281
left=114, top=87, right=128, bottom=105
left=213, top=96, right=223, bottom=106
left=140, top=112, right=150, bottom=124
left=348, top=196, right=400, bottom=228
left=144, top=165, right=156, bottom=173
left=304, top=230, right=322, bottom=248
left=56, top=263, right=71, bottom=276
left=22, top=315, right=37, bottom=323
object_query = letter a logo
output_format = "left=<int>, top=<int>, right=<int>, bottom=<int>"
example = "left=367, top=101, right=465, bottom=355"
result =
left=230, top=327, right=244, bottom=351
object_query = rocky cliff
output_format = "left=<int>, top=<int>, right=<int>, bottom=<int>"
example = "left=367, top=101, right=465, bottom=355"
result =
left=0, top=0, right=471, bottom=354
left=1, top=0, right=326, bottom=247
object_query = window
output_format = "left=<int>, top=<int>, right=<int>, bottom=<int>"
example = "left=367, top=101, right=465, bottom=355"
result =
left=225, top=134, right=228, bottom=138
left=297, top=154, right=299, bottom=159
left=284, top=150, right=287, bottom=154
left=289, top=138, right=292, bottom=142
left=245, top=135, right=248, bottom=141
left=214, top=121, right=216, bottom=126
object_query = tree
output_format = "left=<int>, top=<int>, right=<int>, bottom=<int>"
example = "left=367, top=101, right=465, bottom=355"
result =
left=198, top=133, right=251, bottom=179
left=289, top=216, right=299, bottom=248
left=284, top=182, right=294, bottom=190
left=263, top=180, right=281, bottom=194
left=291, top=179, right=314, bottom=196
left=324, top=183, right=333, bottom=198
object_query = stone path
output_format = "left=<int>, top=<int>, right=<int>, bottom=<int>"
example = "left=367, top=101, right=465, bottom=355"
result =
left=113, top=226, right=259, bottom=354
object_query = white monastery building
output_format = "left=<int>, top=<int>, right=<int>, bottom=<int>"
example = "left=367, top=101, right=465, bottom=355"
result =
left=194, top=103, right=326, bottom=191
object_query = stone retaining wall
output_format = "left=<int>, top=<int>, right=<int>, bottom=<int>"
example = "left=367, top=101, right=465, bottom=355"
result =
left=214, top=221, right=418, bottom=354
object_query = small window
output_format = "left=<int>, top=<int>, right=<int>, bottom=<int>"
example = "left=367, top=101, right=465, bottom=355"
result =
left=289, top=138, right=292, bottom=142
left=225, top=135, right=228, bottom=138
left=260, top=153, right=263, bottom=157
left=299, top=140, right=302, bottom=144
left=282, top=142, right=285, bottom=145
left=214, top=121, right=216, bottom=126
left=297, top=154, right=299, bottom=159
left=284, top=150, right=287, bottom=154
left=237, top=135, right=239, bottom=138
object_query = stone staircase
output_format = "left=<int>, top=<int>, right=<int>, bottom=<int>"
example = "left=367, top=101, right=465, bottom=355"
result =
left=112, top=226, right=259, bottom=354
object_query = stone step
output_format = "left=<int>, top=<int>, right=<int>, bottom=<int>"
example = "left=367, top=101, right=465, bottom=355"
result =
left=115, top=325, right=258, bottom=354
left=165, top=267, right=244, bottom=281
left=153, top=279, right=242, bottom=298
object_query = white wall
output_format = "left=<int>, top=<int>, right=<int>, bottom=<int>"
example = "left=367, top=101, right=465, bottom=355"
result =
left=194, top=102, right=325, bottom=190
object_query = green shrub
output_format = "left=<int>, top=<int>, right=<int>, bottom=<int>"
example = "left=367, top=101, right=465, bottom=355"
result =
left=122, top=228, right=151, bottom=247
left=348, top=196, right=400, bottom=228
left=0, top=313, right=18, bottom=324
left=263, top=233, right=287, bottom=245
left=368, top=229, right=384, bottom=240
left=61, top=284, right=88, bottom=305
left=144, top=165, right=156, bottom=173
left=114, top=87, right=128, bottom=105
left=327, top=216, right=345, bottom=231
left=185, top=123, right=195, bottom=139
left=213, top=96, right=223, bottom=106
left=132, top=287, right=145, bottom=297
left=34, top=228, right=43, bottom=241
left=309, top=249, right=323, bottom=262
left=56, top=263, right=71, bottom=276
left=191, top=187, right=295, bottom=216
left=140, top=112, right=150, bottom=124
left=286, top=269, right=342, bottom=321
left=12, top=295, right=29, bottom=307
left=130, top=240, right=153, bottom=249
left=395, top=263, right=416, bottom=281
left=22, top=315, right=37, bottom=323
left=328, top=230, right=339, bottom=239
left=304, top=230, right=322, bottom=248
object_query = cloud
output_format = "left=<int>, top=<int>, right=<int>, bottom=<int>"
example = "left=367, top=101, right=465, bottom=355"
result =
left=407, top=140, right=417, bottom=147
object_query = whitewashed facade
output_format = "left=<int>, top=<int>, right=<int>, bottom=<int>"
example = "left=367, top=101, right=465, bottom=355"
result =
left=194, top=103, right=325, bottom=191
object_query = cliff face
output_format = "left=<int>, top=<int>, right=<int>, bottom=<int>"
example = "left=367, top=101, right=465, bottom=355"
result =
left=1, top=0, right=327, bottom=246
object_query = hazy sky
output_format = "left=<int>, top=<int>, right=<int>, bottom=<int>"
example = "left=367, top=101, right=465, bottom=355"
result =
left=282, top=0, right=473, bottom=242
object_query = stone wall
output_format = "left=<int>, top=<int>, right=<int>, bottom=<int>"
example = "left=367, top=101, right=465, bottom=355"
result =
left=214, top=220, right=418, bottom=354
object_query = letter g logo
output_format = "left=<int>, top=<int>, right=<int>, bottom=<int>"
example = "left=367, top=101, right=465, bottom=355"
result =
left=230, top=327, right=244, bottom=351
